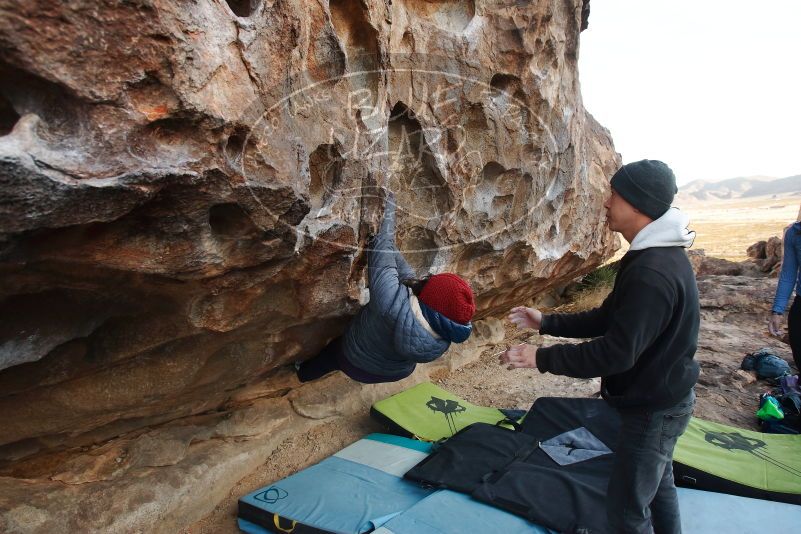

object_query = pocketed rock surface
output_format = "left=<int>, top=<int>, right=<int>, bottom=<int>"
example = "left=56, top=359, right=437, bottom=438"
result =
left=0, top=1, right=621, bottom=531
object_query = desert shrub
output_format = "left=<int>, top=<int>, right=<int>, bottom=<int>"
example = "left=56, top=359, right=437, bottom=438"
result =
left=558, top=263, right=618, bottom=313
left=576, top=263, right=618, bottom=292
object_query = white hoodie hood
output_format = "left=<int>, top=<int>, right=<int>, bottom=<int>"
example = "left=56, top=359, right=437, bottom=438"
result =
left=629, top=207, right=695, bottom=251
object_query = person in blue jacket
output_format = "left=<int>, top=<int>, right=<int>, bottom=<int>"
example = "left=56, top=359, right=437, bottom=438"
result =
left=297, top=191, right=476, bottom=383
left=770, top=218, right=801, bottom=371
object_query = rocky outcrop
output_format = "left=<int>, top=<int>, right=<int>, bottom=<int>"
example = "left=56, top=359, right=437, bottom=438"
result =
left=0, top=1, right=616, bottom=531
left=746, top=240, right=767, bottom=260
left=688, top=249, right=763, bottom=277
left=689, top=234, right=788, bottom=279
left=0, top=319, right=504, bottom=533
left=746, top=236, right=783, bottom=275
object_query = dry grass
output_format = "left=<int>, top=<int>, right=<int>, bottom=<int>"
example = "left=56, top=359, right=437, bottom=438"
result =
left=557, top=285, right=612, bottom=313
left=555, top=264, right=615, bottom=313
left=686, top=221, right=787, bottom=261
left=677, top=194, right=799, bottom=261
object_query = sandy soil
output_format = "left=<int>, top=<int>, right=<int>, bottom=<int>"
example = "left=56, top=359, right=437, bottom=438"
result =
left=186, top=287, right=796, bottom=533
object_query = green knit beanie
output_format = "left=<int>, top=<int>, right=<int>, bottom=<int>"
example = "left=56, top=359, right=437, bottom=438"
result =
left=609, top=160, right=678, bottom=220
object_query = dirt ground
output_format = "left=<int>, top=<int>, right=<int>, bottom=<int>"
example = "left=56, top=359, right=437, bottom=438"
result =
left=186, top=273, right=796, bottom=533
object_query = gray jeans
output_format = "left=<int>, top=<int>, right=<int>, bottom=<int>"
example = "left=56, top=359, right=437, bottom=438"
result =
left=606, top=390, right=696, bottom=534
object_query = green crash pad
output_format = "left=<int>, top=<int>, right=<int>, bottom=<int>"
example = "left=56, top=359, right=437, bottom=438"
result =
left=673, top=417, right=801, bottom=505
left=370, top=382, right=517, bottom=442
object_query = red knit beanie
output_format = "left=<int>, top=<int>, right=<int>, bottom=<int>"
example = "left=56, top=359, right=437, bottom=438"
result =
left=418, top=273, right=476, bottom=325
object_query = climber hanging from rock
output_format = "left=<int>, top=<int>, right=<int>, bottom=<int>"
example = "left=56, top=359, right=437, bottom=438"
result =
left=296, top=189, right=476, bottom=383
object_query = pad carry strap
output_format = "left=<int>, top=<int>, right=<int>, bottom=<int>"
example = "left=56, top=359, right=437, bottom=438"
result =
left=496, top=417, right=522, bottom=432
left=273, top=514, right=297, bottom=533
left=479, top=439, right=541, bottom=484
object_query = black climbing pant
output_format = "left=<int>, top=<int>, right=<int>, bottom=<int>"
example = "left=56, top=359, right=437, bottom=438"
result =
left=296, top=336, right=411, bottom=384
left=788, top=296, right=801, bottom=372
left=606, top=390, right=696, bottom=534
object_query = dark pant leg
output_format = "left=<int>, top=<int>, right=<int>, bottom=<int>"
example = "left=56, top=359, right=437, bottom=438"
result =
left=606, top=410, right=663, bottom=534
left=336, top=351, right=413, bottom=384
left=649, top=459, right=681, bottom=534
left=607, top=391, right=695, bottom=534
left=649, top=393, right=695, bottom=534
left=788, top=297, right=801, bottom=372
left=297, top=337, right=344, bottom=382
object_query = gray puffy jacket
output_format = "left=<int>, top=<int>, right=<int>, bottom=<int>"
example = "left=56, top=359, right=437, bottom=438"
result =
left=342, top=197, right=467, bottom=377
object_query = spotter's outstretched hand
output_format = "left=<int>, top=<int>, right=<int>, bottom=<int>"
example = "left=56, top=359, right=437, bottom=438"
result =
left=499, top=343, right=538, bottom=370
left=507, top=306, right=543, bottom=330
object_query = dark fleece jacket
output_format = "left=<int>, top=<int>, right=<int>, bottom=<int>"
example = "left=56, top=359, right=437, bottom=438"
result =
left=536, top=246, right=700, bottom=410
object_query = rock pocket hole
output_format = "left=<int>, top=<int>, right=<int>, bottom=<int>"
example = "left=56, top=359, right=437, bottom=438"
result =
left=309, top=29, right=347, bottom=83
left=225, top=129, right=247, bottom=169
left=388, top=102, right=451, bottom=225
left=490, top=74, right=518, bottom=94
left=489, top=74, right=521, bottom=109
left=308, top=144, right=345, bottom=217
left=223, top=128, right=275, bottom=181
left=329, top=0, right=380, bottom=61
left=225, top=0, right=260, bottom=17
left=400, top=0, right=476, bottom=34
left=0, top=92, right=20, bottom=136
left=0, top=62, right=84, bottom=141
left=465, top=162, right=504, bottom=214
left=398, top=226, right=439, bottom=273
left=145, top=118, right=192, bottom=144
left=209, top=203, right=259, bottom=238
left=482, top=161, right=505, bottom=182
left=329, top=0, right=381, bottom=110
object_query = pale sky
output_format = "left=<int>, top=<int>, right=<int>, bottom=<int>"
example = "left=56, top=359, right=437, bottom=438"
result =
left=578, top=0, right=801, bottom=185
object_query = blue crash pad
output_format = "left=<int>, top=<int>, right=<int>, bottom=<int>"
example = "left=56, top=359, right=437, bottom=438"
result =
left=238, top=433, right=801, bottom=534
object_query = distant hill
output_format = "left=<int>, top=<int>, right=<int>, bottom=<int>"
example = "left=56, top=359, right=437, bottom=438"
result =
left=678, top=174, right=801, bottom=202
left=742, top=174, right=801, bottom=197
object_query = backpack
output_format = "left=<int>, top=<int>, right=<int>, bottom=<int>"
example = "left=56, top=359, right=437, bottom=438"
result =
left=758, top=391, right=801, bottom=434
left=778, top=392, right=801, bottom=430
left=741, top=348, right=791, bottom=380
left=760, top=419, right=801, bottom=434
left=756, top=393, right=784, bottom=421
left=778, top=374, right=801, bottom=396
